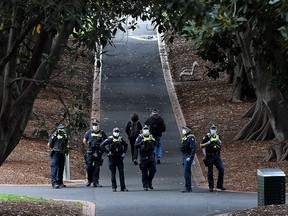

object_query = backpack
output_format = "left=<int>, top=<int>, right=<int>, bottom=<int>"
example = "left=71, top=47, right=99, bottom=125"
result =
left=129, top=121, right=138, bottom=137
left=149, top=120, right=158, bottom=135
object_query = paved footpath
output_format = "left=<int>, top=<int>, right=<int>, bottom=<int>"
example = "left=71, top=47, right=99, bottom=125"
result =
left=0, top=20, right=262, bottom=216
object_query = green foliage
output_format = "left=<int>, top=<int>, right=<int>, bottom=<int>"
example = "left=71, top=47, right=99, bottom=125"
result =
left=0, top=194, right=45, bottom=201
left=154, top=0, right=288, bottom=96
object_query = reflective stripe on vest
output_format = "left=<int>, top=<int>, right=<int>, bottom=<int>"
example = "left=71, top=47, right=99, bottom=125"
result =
left=143, top=134, right=155, bottom=142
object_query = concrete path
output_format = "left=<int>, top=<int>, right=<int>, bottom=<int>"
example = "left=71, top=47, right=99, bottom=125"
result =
left=0, top=20, right=261, bottom=216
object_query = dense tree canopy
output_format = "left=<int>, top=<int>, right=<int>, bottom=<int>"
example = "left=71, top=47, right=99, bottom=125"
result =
left=1, top=0, right=288, bottom=165
left=0, top=0, right=155, bottom=165
left=155, top=0, right=288, bottom=142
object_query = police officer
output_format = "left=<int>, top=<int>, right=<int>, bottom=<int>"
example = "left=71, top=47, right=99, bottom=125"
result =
left=180, top=125, right=196, bottom=193
left=135, top=125, right=157, bottom=191
left=200, top=125, right=226, bottom=192
left=100, top=127, right=128, bottom=192
left=83, top=119, right=107, bottom=187
left=47, top=124, right=69, bottom=189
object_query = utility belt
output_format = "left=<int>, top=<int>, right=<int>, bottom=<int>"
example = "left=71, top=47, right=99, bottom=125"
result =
left=87, top=150, right=102, bottom=158
left=50, top=150, right=65, bottom=157
left=140, top=155, right=155, bottom=161
left=206, top=152, right=219, bottom=157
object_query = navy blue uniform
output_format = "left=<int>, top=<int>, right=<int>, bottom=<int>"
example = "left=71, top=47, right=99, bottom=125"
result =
left=135, top=134, right=157, bottom=190
left=84, top=129, right=107, bottom=186
left=201, top=133, right=224, bottom=191
left=48, top=130, right=68, bottom=188
left=101, top=136, right=128, bottom=191
left=180, top=132, right=196, bottom=192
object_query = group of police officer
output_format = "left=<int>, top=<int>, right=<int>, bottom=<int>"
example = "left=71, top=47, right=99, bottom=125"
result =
left=47, top=119, right=225, bottom=192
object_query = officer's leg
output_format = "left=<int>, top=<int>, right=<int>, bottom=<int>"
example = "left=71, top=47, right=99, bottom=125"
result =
left=118, top=160, right=126, bottom=190
left=148, top=160, right=156, bottom=189
left=93, top=159, right=101, bottom=186
left=86, top=154, right=93, bottom=184
left=140, top=160, right=149, bottom=189
left=184, top=157, right=192, bottom=190
left=207, top=157, right=214, bottom=190
left=57, top=154, right=65, bottom=185
left=109, top=159, right=117, bottom=190
left=215, top=156, right=225, bottom=189
left=50, top=153, right=58, bottom=187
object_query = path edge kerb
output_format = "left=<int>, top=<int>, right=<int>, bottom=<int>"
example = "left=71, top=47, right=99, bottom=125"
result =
left=157, top=33, right=207, bottom=189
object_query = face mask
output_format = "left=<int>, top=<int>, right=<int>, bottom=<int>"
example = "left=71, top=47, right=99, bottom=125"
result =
left=143, top=129, right=150, bottom=135
left=182, top=129, right=187, bottom=135
left=113, top=132, right=119, bottom=137
left=210, top=129, right=216, bottom=135
left=92, top=126, right=98, bottom=131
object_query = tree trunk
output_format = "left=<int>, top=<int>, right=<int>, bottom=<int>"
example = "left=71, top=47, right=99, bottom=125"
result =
left=265, top=141, right=288, bottom=162
left=0, top=21, right=74, bottom=166
left=234, top=21, right=288, bottom=142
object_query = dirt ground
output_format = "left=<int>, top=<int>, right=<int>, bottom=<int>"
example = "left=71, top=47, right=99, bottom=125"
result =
left=0, top=37, right=288, bottom=215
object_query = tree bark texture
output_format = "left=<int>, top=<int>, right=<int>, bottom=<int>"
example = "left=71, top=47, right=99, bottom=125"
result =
left=233, top=21, right=288, bottom=142
left=0, top=20, right=74, bottom=165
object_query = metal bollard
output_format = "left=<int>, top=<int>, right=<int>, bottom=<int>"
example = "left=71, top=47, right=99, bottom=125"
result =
left=63, top=154, right=70, bottom=181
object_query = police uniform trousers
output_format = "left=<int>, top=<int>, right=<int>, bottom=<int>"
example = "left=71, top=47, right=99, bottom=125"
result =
left=86, top=153, right=102, bottom=184
left=50, top=152, right=65, bottom=186
left=182, top=154, right=193, bottom=190
left=108, top=157, right=126, bottom=190
left=206, top=153, right=224, bottom=189
left=139, top=157, right=156, bottom=188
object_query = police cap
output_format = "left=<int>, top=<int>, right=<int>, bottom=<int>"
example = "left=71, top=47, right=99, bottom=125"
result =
left=182, top=125, right=192, bottom=131
left=143, top=125, right=149, bottom=130
left=57, top=124, right=65, bottom=129
left=92, top=119, right=100, bottom=126
left=210, top=125, right=217, bottom=130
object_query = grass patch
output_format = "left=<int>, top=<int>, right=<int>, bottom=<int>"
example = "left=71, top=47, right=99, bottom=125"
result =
left=0, top=194, right=45, bottom=201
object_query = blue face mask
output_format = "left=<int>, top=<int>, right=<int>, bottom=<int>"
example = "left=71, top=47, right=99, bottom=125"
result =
left=210, top=129, right=216, bottom=135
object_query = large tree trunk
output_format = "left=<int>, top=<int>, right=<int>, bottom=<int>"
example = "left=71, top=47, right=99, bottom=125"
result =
left=234, top=21, right=288, bottom=142
left=0, top=21, right=74, bottom=165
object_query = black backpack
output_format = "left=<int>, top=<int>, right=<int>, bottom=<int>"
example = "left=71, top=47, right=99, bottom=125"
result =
left=129, top=121, right=139, bottom=137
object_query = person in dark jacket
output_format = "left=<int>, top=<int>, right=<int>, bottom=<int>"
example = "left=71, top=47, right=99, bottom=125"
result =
left=145, top=109, right=166, bottom=164
left=180, top=125, right=196, bottom=192
left=125, top=113, right=142, bottom=164
left=47, top=124, right=69, bottom=189
left=200, top=124, right=226, bottom=192
left=135, top=125, right=157, bottom=191
left=100, top=127, right=128, bottom=192
left=83, top=119, right=107, bottom=187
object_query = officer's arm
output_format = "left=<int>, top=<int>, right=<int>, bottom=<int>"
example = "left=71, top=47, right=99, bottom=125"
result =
left=200, top=136, right=210, bottom=148
left=135, top=135, right=143, bottom=148
left=83, top=138, right=88, bottom=145
left=100, top=138, right=110, bottom=153
left=47, top=135, right=54, bottom=148
left=83, top=131, right=90, bottom=145
left=190, top=137, right=197, bottom=155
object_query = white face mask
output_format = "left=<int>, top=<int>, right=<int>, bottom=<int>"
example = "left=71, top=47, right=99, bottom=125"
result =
left=113, top=132, right=119, bottom=137
left=182, top=129, right=187, bottom=135
left=92, top=126, right=98, bottom=131
left=143, top=129, right=150, bottom=135
left=210, top=129, right=216, bottom=135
